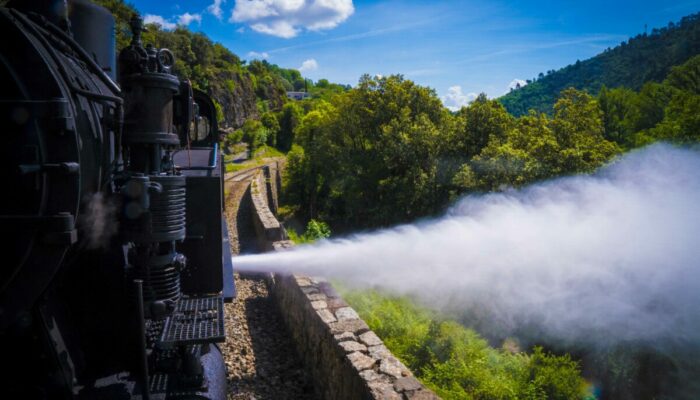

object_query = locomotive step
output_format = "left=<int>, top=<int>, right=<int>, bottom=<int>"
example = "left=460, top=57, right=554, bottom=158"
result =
left=159, top=296, right=225, bottom=348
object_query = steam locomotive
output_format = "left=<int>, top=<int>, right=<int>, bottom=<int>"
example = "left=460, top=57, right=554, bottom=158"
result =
left=0, top=1, right=235, bottom=398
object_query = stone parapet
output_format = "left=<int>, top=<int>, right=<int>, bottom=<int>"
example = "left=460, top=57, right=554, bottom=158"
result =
left=249, top=171, right=287, bottom=251
left=269, top=272, right=438, bottom=400
left=244, top=163, right=439, bottom=399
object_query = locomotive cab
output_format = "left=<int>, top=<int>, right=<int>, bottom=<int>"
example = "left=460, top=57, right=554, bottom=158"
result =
left=175, top=89, right=236, bottom=303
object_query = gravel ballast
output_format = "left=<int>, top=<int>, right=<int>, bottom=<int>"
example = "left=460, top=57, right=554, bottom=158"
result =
left=223, top=274, right=316, bottom=399
left=223, top=166, right=317, bottom=399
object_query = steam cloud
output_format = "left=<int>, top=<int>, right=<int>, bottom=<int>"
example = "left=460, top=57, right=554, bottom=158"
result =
left=80, top=192, right=118, bottom=249
left=234, top=144, right=700, bottom=347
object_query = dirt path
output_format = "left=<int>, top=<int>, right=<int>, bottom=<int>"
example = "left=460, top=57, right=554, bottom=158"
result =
left=222, top=164, right=317, bottom=400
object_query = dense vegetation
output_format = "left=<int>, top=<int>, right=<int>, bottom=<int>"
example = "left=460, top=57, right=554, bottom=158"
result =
left=286, top=219, right=332, bottom=244
left=500, top=13, right=700, bottom=115
left=281, top=54, right=700, bottom=230
left=279, top=53, right=700, bottom=399
left=343, top=290, right=592, bottom=400
left=95, top=0, right=347, bottom=129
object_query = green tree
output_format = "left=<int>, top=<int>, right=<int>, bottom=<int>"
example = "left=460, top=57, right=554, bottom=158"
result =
left=643, top=54, right=700, bottom=143
left=240, top=119, right=267, bottom=155
left=455, top=94, right=514, bottom=158
left=260, top=112, right=280, bottom=147
left=665, top=53, right=700, bottom=94
left=550, top=88, right=620, bottom=174
left=301, top=219, right=331, bottom=242
left=626, top=82, right=676, bottom=135
left=598, top=85, right=636, bottom=146
left=287, top=74, right=453, bottom=227
left=282, top=144, right=309, bottom=211
left=277, top=102, right=304, bottom=151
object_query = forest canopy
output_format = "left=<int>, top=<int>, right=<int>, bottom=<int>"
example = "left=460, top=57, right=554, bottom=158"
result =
left=282, top=54, right=700, bottom=229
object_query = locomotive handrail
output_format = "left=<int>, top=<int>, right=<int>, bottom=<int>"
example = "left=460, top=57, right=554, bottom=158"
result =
left=209, top=142, right=219, bottom=168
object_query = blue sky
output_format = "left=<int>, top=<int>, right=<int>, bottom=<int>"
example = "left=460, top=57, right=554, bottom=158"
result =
left=132, top=0, right=700, bottom=109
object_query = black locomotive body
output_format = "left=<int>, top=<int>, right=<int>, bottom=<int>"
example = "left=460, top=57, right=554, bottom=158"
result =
left=0, top=1, right=235, bottom=398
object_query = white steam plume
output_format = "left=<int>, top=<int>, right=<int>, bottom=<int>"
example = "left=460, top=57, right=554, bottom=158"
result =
left=80, top=192, right=118, bottom=249
left=234, top=144, right=700, bottom=346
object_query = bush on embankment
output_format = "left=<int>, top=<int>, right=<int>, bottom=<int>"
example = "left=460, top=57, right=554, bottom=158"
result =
left=342, top=290, right=593, bottom=400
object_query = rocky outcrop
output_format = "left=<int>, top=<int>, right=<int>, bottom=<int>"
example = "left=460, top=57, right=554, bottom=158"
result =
left=209, top=70, right=258, bottom=129
left=254, top=75, right=287, bottom=111
left=209, top=70, right=290, bottom=130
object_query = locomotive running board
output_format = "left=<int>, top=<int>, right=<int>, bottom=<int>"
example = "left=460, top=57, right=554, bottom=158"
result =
left=159, top=296, right=225, bottom=348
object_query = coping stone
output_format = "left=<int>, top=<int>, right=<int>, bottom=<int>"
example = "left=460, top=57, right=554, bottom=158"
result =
left=334, top=332, right=357, bottom=343
left=316, top=309, right=337, bottom=324
left=339, top=340, right=368, bottom=353
left=310, top=300, right=327, bottom=310
left=329, top=319, right=370, bottom=335
left=379, top=356, right=407, bottom=378
left=368, top=344, right=391, bottom=360
left=394, top=376, right=423, bottom=392
left=347, top=351, right=377, bottom=372
left=359, top=331, right=383, bottom=347
left=335, top=307, right=361, bottom=321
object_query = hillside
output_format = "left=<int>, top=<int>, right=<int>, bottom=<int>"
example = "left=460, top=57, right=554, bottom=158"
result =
left=95, top=0, right=317, bottom=128
left=499, top=13, right=700, bottom=116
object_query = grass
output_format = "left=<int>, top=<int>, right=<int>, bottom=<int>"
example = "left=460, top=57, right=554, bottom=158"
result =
left=224, top=145, right=286, bottom=173
left=253, top=145, right=285, bottom=158
left=340, top=289, right=594, bottom=400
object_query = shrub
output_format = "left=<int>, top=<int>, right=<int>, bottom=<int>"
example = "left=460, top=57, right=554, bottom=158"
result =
left=342, top=290, right=591, bottom=400
left=287, top=219, right=331, bottom=244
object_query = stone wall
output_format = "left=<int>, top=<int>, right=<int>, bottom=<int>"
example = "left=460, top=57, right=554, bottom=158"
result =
left=262, top=163, right=281, bottom=215
left=249, top=171, right=287, bottom=251
left=243, top=168, right=439, bottom=399
left=269, top=272, right=438, bottom=400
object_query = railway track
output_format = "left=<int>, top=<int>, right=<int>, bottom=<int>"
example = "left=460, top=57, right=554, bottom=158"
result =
left=224, top=157, right=284, bottom=183
left=222, top=160, right=317, bottom=400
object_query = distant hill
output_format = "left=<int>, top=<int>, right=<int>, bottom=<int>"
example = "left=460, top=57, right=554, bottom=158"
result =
left=499, top=13, right=700, bottom=116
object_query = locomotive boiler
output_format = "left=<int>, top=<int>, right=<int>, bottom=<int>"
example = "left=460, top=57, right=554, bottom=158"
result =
left=0, top=0, right=235, bottom=398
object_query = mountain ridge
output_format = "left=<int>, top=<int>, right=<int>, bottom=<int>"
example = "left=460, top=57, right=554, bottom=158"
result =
left=499, top=12, right=700, bottom=116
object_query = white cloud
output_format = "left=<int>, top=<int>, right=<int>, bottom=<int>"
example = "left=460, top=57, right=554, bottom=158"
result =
left=144, top=14, right=177, bottom=30
left=298, top=58, right=318, bottom=72
left=178, top=12, right=202, bottom=26
left=144, top=12, right=202, bottom=29
left=233, top=0, right=280, bottom=20
left=508, top=78, right=527, bottom=91
left=230, top=0, right=354, bottom=38
left=251, top=21, right=298, bottom=38
left=207, top=0, right=225, bottom=19
left=442, top=85, right=477, bottom=111
left=247, top=51, right=270, bottom=59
